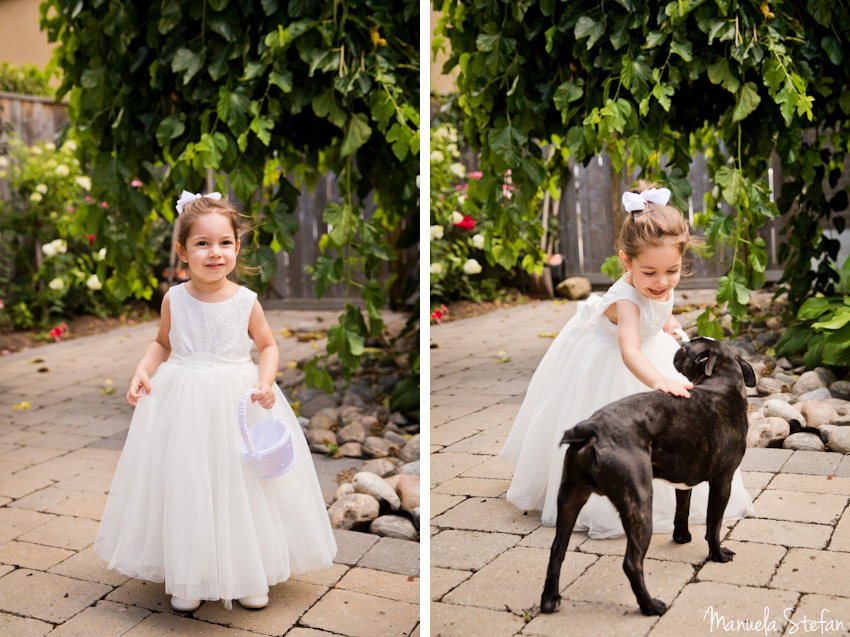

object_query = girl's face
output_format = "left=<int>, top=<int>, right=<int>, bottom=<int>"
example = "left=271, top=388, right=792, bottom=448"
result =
left=620, top=241, right=682, bottom=302
left=176, top=212, right=239, bottom=286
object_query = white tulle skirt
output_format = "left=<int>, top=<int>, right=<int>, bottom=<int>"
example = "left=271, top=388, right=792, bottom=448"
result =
left=500, top=309, right=753, bottom=538
left=94, top=359, right=337, bottom=602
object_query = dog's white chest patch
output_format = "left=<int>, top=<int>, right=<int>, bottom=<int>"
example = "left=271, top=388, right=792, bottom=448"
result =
left=657, top=478, right=693, bottom=490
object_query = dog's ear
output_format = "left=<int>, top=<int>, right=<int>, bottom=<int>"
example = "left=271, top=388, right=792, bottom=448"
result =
left=704, top=353, right=717, bottom=377
left=738, top=357, right=756, bottom=387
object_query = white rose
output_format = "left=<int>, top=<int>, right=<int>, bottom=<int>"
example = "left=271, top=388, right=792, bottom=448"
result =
left=463, top=259, right=483, bottom=275
left=45, top=142, right=55, bottom=151
left=450, top=162, right=466, bottom=178
left=86, top=274, right=102, bottom=290
left=42, top=242, right=57, bottom=257
left=448, top=129, right=458, bottom=142
left=457, top=194, right=467, bottom=205
left=430, top=150, right=444, bottom=163
left=62, top=140, right=77, bottom=152
left=430, top=225, right=444, bottom=240
left=75, top=176, right=91, bottom=191
left=0, top=156, right=7, bottom=167
left=30, top=146, right=42, bottom=155
left=451, top=211, right=464, bottom=225
left=430, top=263, right=443, bottom=274
left=29, top=192, right=43, bottom=203
left=472, top=234, right=485, bottom=249
left=35, top=184, right=48, bottom=194
left=433, top=127, right=447, bottom=139
left=447, top=143, right=459, bottom=155
left=55, top=164, right=70, bottom=177
left=96, top=248, right=107, bottom=261
left=55, top=239, right=67, bottom=254
left=48, top=278, right=65, bottom=290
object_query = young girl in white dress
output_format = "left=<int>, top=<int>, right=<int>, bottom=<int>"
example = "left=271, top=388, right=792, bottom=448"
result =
left=94, top=192, right=336, bottom=612
left=500, top=182, right=753, bottom=538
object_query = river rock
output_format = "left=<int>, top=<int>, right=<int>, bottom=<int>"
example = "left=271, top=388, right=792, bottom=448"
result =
left=747, top=417, right=790, bottom=448
left=308, top=410, right=338, bottom=431
left=362, top=458, right=398, bottom=477
left=792, top=371, right=828, bottom=396
left=556, top=276, right=592, bottom=300
left=411, top=507, right=420, bottom=530
left=772, top=372, right=796, bottom=385
left=334, top=483, right=355, bottom=502
left=278, top=367, right=305, bottom=388
left=363, top=436, right=398, bottom=458
left=369, top=515, right=418, bottom=541
left=328, top=494, right=380, bottom=530
left=836, top=415, right=850, bottom=427
left=383, top=430, right=409, bottom=447
left=306, top=429, right=337, bottom=453
left=390, top=411, right=409, bottom=426
left=796, top=388, right=833, bottom=403
left=757, top=377, right=786, bottom=395
left=763, top=400, right=806, bottom=428
left=339, top=406, right=366, bottom=426
left=814, top=367, right=838, bottom=386
left=766, top=392, right=796, bottom=404
left=776, top=357, right=794, bottom=369
left=819, top=425, right=839, bottom=444
left=830, top=381, right=850, bottom=400
left=400, top=460, right=420, bottom=476
left=748, top=410, right=765, bottom=426
left=782, top=432, right=826, bottom=452
left=400, top=434, right=420, bottom=463
left=385, top=474, right=420, bottom=512
left=799, top=401, right=838, bottom=428
left=353, top=471, right=400, bottom=510
left=827, top=400, right=850, bottom=415
left=341, top=392, right=367, bottom=408
left=828, top=428, right=850, bottom=453
left=337, top=422, right=366, bottom=444
left=360, top=416, right=380, bottom=432
left=338, top=442, right=363, bottom=458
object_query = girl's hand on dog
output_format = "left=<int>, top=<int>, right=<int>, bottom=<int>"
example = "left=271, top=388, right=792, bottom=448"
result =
left=652, top=377, right=692, bottom=398
left=663, top=315, right=683, bottom=336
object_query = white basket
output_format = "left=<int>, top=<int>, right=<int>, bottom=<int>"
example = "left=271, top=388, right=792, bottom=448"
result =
left=237, top=389, right=296, bottom=479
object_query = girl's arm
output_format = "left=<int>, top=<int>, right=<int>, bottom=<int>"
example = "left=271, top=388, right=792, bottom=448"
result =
left=127, top=292, right=172, bottom=405
left=616, top=300, right=692, bottom=398
left=248, top=299, right=279, bottom=409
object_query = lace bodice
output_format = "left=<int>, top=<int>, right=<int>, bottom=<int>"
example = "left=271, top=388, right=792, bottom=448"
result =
left=596, top=274, right=673, bottom=342
left=168, top=283, right=256, bottom=364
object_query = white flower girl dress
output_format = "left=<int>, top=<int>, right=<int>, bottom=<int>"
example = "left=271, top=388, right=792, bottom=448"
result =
left=500, top=275, right=753, bottom=537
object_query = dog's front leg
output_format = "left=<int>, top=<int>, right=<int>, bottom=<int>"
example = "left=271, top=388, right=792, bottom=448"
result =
left=673, top=488, right=692, bottom=544
left=705, top=475, right=735, bottom=562
left=541, top=469, right=591, bottom=613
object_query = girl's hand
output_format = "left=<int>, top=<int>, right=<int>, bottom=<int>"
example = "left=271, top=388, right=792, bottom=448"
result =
left=127, top=370, right=151, bottom=406
left=664, top=314, right=683, bottom=336
left=652, top=377, right=693, bottom=398
left=251, top=382, right=276, bottom=409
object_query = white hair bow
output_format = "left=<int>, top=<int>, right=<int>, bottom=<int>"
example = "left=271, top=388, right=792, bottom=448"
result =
left=621, top=187, right=672, bottom=213
left=175, top=190, right=222, bottom=215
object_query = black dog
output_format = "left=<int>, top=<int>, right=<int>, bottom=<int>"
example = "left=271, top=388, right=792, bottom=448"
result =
left=540, top=337, right=756, bottom=616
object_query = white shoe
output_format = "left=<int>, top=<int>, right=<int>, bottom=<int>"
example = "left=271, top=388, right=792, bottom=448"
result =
left=170, top=596, right=202, bottom=612
left=237, top=594, right=269, bottom=609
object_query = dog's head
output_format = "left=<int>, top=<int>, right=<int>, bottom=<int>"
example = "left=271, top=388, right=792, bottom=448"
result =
left=673, top=337, right=756, bottom=387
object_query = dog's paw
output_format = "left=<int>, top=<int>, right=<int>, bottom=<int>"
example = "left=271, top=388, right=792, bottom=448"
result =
left=640, top=598, right=667, bottom=616
left=709, top=546, right=735, bottom=563
left=540, top=594, right=562, bottom=614
left=673, top=528, right=692, bottom=544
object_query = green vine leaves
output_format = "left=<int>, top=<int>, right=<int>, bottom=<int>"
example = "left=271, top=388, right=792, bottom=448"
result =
left=41, top=0, right=420, bottom=387
left=435, top=0, right=850, bottom=339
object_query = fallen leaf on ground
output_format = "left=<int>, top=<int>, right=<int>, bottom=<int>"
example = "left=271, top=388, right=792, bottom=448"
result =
left=13, top=401, right=31, bottom=410
left=28, top=358, right=45, bottom=364
left=538, top=332, right=558, bottom=338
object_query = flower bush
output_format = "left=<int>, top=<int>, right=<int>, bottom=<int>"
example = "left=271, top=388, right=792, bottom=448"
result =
left=0, top=137, right=129, bottom=329
left=429, top=122, right=514, bottom=305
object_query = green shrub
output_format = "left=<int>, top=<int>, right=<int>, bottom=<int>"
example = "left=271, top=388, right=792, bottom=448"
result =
left=0, top=62, right=52, bottom=97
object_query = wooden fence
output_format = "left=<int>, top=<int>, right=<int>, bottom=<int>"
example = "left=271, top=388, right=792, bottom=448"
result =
left=0, top=91, right=414, bottom=307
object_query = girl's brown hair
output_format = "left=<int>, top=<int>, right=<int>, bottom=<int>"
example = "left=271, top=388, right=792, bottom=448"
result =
left=175, top=195, right=258, bottom=278
left=618, top=180, right=702, bottom=274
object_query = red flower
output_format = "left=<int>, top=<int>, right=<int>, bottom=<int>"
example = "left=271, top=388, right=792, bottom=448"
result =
left=49, top=326, right=62, bottom=342
left=430, top=304, right=450, bottom=324
left=101, top=201, right=108, bottom=208
left=455, top=183, right=468, bottom=191
left=88, top=235, right=95, bottom=244
left=67, top=206, right=75, bottom=214
left=455, top=215, right=476, bottom=231
left=468, top=171, right=483, bottom=179
left=84, top=196, right=94, bottom=203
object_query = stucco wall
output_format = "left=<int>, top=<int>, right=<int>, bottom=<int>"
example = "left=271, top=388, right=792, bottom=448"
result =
left=0, top=0, right=55, bottom=69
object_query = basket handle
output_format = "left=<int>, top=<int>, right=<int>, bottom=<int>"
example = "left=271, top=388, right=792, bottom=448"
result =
left=238, top=388, right=263, bottom=456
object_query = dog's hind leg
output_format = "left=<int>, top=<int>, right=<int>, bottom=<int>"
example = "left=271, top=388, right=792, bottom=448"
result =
left=606, top=466, right=667, bottom=616
left=673, top=488, right=692, bottom=544
left=705, top=475, right=735, bottom=562
left=540, top=464, right=592, bottom=614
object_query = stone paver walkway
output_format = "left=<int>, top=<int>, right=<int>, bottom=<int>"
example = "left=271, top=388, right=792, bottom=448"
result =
left=0, top=309, right=419, bottom=637
left=430, top=297, right=850, bottom=636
